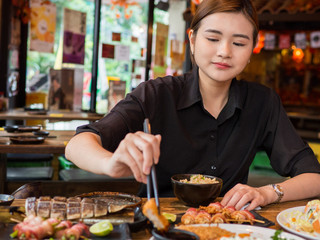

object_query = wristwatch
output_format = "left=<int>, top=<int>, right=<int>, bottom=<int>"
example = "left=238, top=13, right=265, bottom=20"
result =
left=271, top=184, right=284, bottom=203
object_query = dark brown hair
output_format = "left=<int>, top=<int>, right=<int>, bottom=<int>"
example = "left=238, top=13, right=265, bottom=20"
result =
left=190, top=0, right=259, bottom=62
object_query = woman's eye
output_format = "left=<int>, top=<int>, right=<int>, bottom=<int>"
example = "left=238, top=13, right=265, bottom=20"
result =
left=207, top=38, right=218, bottom=42
left=234, top=42, right=245, bottom=47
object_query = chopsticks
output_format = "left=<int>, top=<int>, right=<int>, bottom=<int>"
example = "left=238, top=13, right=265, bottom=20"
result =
left=143, top=118, right=160, bottom=213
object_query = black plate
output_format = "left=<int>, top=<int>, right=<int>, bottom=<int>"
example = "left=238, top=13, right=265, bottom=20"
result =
left=0, top=222, right=131, bottom=240
left=33, top=130, right=50, bottom=136
left=250, top=210, right=275, bottom=227
left=175, top=210, right=274, bottom=228
left=4, top=125, right=41, bottom=133
left=10, top=136, right=45, bottom=144
left=152, top=228, right=199, bottom=240
left=90, top=223, right=131, bottom=240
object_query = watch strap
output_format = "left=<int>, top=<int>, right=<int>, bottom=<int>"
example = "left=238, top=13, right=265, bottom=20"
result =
left=271, top=184, right=284, bottom=203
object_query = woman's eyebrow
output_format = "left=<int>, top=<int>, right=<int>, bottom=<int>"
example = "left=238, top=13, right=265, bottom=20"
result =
left=205, top=29, right=222, bottom=35
left=233, top=33, right=250, bottom=40
left=205, top=29, right=250, bottom=40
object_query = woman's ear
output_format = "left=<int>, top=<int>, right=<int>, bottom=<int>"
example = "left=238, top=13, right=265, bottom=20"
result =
left=188, top=29, right=195, bottom=55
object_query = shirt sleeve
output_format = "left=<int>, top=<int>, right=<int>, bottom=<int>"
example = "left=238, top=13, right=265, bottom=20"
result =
left=262, top=91, right=320, bottom=177
left=75, top=80, right=158, bottom=152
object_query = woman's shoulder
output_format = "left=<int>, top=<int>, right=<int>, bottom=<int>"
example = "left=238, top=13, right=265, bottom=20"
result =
left=237, top=79, right=278, bottom=99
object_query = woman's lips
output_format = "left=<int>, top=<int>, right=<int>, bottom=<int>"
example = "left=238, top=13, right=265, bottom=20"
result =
left=214, top=62, right=231, bottom=69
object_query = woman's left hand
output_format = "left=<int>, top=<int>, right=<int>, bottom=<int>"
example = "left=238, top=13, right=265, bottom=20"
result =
left=220, top=184, right=275, bottom=210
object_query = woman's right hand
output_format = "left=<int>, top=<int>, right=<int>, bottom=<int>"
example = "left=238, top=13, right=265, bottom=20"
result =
left=105, top=131, right=161, bottom=183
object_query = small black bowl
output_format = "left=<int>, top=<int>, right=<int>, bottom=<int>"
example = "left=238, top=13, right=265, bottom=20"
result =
left=171, top=174, right=223, bottom=207
left=0, top=194, right=15, bottom=206
left=128, top=207, right=149, bottom=232
left=33, top=130, right=50, bottom=136
left=152, top=229, right=199, bottom=240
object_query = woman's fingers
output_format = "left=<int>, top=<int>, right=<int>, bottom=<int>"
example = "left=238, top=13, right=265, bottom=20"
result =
left=113, top=131, right=161, bottom=183
left=221, top=184, right=263, bottom=210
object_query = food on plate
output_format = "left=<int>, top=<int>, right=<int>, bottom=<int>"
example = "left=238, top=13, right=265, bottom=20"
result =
left=10, top=215, right=89, bottom=240
left=305, top=200, right=320, bottom=222
left=284, top=199, right=320, bottom=234
left=181, top=202, right=258, bottom=225
left=142, top=198, right=170, bottom=231
left=25, top=195, right=124, bottom=220
left=89, top=219, right=113, bottom=237
left=180, top=174, right=219, bottom=184
left=176, top=225, right=235, bottom=240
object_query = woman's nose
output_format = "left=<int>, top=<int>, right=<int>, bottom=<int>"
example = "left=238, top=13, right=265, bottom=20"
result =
left=217, top=41, right=231, bottom=58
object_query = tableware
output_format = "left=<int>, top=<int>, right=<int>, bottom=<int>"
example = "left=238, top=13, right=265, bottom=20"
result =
left=1, top=222, right=131, bottom=240
left=128, top=206, right=149, bottom=232
left=171, top=174, right=222, bottom=207
left=277, top=206, right=320, bottom=240
left=33, top=130, right=50, bottom=136
left=144, top=118, right=160, bottom=210
left=25, top=107, right=48, bottom=115
left=4, top=125, right=41, bottom=133
left=11, top=182, right=42, bottom=199
left=152, top=228, right=199, bottom=240
left=10, top=136, right=45, bottom=144
left=0, top=194, right=14, bottom=206
left=178, top=223, right=304, bottom=240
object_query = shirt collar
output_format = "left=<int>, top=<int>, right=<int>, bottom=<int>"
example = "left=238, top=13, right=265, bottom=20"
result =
left=177, top=67, right=201, bottom=110
left=177, top=67, right=245, bottom=111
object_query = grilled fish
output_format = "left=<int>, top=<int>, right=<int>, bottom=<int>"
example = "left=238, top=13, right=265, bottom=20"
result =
left=25, top=196, right=124, bottom=220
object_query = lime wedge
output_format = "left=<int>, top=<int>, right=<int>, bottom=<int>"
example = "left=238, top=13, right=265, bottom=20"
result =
left=89, top=220, right=113, bottom=237
left=162, top=212, right=177, bottom=223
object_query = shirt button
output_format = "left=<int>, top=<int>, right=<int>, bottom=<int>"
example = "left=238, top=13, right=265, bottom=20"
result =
left=210, top=134, right=215, bottom=140
left=211, top=165, right=216, bottom=170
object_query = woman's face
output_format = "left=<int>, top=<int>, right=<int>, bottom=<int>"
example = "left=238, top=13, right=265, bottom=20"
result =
left=189, top=12, right=254, bottom=84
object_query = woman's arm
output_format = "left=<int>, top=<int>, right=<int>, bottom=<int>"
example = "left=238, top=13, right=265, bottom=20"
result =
left=221, top=173, right=320, bottom=210
left=65, top=131, right=161, bottom=184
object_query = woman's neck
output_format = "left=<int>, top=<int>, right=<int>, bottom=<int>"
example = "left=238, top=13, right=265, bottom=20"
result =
left=199, top=77, right=232, bottom=119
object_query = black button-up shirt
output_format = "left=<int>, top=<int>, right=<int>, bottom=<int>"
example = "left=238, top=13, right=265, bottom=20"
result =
left=77, top=67, right=320, bottom=197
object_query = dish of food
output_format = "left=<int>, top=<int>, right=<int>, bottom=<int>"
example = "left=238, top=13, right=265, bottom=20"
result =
left=180, top=202, right=274, bottom=228
left=179, top=174, right=219, bottom=184
left=176, top=223, right=304, bottom=240
left=6, top=215, right=131, bottom=240
left=25, top=193, right=142, bottom=222
left=277, top=206, right=320, bottom=240
left=171, top=174, right=223, bottom=207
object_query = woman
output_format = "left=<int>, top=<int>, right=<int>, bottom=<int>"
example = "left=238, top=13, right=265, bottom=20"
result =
left=65, top=0, right=320, bottom=210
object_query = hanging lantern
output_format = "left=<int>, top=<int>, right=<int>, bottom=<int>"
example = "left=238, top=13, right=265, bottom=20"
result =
left=292, top=48, right=304, bottom=62
left=191, top=0, right=203, bottom=5
left=253, top=31, right=264, bottom=54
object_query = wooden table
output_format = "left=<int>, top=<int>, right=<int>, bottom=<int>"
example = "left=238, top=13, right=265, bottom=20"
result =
left=0, top=130, right=75, bottom=193
left=0, top=109, right=104, bottom=122
left=2, top=198, right=312, bottom=239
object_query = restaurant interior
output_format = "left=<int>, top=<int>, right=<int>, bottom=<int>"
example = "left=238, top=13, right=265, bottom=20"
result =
left=0, top=0, right=320, bottom=240
left=0, top=0, right=319, bottom=199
